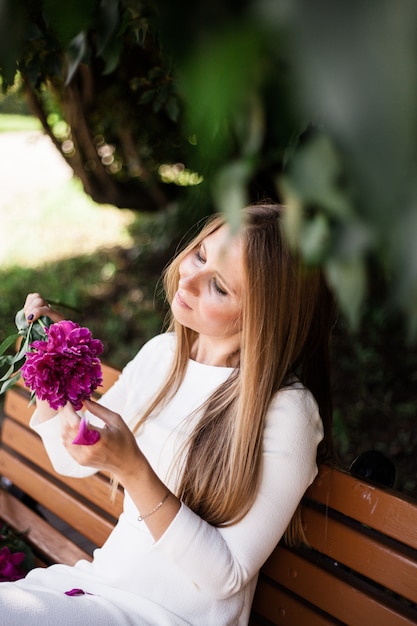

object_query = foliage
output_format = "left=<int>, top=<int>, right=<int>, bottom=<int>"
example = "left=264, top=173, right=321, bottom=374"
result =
left=0, top=309, right=50, bottom=396
left=0, top=0, right=191, bottom=212
left=0, top=247, right=165, bottom=371
left=0, top=522, right=35, bottom=581
left=0, top=0, right=416, bottom=336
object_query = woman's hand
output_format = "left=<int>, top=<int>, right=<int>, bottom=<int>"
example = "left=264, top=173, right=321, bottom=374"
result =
left=23, top=293, right=65, bottom=423
left=60, top=400, right=144, bottom=483
left=60, top=399, right=181, bottom=540
left=24, top=292, right=65, bottom=324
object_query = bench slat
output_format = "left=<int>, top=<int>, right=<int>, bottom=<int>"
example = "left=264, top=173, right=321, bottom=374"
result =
left=3, top=387, right=33, bottom=427
left=0, top=488, right=90, bottom=565
left=262, top=547, right=417, bottom=626
left=303, top=505, right=417, bottom=604
left=98, top=364, right=121, bottom=395
left=308, top=466, right=417, bottom=550
left=250, top=576, right=337, bottom=625
left=2, top=418, right=123, bottom=518
left=0, top=449, right=114, bottom=547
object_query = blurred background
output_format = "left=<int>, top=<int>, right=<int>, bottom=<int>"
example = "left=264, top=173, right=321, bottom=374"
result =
left=0, top=0, right=416, bottom=496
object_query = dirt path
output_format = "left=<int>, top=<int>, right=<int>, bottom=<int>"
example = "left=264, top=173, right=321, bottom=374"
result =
left=0, top=131, right=72, bottom=208
left=0, top=131, right=134, bottom=267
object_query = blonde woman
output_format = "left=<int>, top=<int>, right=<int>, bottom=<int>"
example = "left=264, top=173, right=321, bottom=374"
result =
left=0, top=204, right=333, bottom=625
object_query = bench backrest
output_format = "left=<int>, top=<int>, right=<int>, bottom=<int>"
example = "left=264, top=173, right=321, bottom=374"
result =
left=250, top=467, right=417, bottom=626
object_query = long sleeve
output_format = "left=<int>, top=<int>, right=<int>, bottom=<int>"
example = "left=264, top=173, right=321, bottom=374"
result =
left=29, top=411, right=98, bottom=478
left=148, top=385, right=323, bottom=599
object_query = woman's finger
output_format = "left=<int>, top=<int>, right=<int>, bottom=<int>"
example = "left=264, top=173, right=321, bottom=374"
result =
left=24, top=292, right=65, bottom=324
left=60, top=404, right=83, bottom=430
left=83, top=398, right=122, bottom=428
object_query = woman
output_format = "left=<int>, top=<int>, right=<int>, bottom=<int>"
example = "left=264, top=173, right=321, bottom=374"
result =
left=0, top=203, right=333, bottom=625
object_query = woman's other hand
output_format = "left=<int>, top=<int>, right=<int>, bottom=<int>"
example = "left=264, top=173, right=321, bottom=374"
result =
left=24, top=292, right=65, bottom=324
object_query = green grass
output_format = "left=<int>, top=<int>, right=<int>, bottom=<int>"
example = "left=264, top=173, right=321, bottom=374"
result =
left=0, top=114, right=42, bottom=132
left=0, top=128, right=166, bottom=365
left=0, top=248, right=165, bottom=369
left=0, top=178, right=135, bottom=268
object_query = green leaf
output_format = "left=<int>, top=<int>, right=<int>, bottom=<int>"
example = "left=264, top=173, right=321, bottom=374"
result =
left=14, top=331, right=31, bottom=362
left=299, top=213, right=331, bottom=264
left=181, top=24, right=263, bottom=167
left=0, top=355, right=14, bottom=368
left=14, top=308, right=29, bottom=333
left=325, top=256, right=367, bottom=330
left=165, top=95, right=180, bottom=123
left=101, top=37, right=123, bottom=75
left=30, top=317, right=50, bottom=342
left=43, top=0, right=96, bottom=45
left=95, top=0, right=120, bottom=57
left=0, top=0, right=25, bottom=88
left=0, top=333, right=18, bottom=358
left=0, top=350, right=26, bottom=383
left=213, top=160, right=253, bottom=234
left=283, top=134, right=353, bottom=219
left=0, top=371, right=21, bottom=395
left=66, top=32, right=88, bottom=85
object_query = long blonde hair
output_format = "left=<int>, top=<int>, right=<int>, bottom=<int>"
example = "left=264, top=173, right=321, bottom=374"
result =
left=132, top=204, right=333, bottom=543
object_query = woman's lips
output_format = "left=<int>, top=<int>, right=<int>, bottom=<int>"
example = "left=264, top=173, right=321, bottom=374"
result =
left=176, top=290, right=191, bottom=309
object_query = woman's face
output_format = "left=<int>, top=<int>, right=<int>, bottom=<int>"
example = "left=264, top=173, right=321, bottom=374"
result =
left=172, top=225, right=244, bottom=341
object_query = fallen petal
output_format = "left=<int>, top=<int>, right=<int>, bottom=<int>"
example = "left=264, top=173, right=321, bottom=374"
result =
left=64, top=588, right=93, bottom=596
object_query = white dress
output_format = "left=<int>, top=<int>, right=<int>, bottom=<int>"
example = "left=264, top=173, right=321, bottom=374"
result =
left=0, top=333, right=323, bottom=625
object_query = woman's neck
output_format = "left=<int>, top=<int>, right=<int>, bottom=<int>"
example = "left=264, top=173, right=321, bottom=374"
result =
left=190, top=335, right=240, bottom=367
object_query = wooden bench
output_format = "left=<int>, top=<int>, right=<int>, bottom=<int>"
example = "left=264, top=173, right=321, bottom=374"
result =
left=1, top=364, right=417, bottom=625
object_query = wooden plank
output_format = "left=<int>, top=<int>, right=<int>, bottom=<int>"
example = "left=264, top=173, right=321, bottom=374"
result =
left=303, top=505, right=417, bottom=604
left=0, top=488, right=90, bottom=565
left=250, top=576, right=336, bottom=625
left=261, top=547, right=417, bottom=626
left=0, top=450, right=114, bottom=547
left=97, top=363, right=121, bottom=395
left=3, top=387, right=34, bottom=427
left=308, top=466, right=417, bottom=550
left=2, top=418, right=123, bottom=518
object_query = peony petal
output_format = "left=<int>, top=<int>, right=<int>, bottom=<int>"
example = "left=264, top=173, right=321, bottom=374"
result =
left=64, top=589, right=91, bottom=596
left=72, top=417, right=100, bottom=446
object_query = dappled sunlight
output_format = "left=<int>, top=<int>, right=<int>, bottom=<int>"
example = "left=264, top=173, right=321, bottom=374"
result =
left=158, top=162, right=203, bottom=186
left=0, top=130, right=135, bottom=268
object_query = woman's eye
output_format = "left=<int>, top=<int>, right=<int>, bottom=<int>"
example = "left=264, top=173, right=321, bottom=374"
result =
left=213, top=279, right=227, bottom=296
left=195, top=249, right=205, bottom=263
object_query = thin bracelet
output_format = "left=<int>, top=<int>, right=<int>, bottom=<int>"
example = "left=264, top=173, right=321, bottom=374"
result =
left=137, top=492, right=170, bottom=522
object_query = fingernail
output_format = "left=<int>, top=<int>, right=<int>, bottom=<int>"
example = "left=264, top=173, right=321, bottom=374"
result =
left=27, top=314, right=34, bottom=321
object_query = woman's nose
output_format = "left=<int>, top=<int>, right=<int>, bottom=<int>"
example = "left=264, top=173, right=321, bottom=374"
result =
left=179, top=272, right=199, bottom=294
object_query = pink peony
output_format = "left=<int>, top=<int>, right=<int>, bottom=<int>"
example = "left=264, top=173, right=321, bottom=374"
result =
left=0, top=546, right=26, bottom=582
left=21, top=320, right=103, bottom=410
